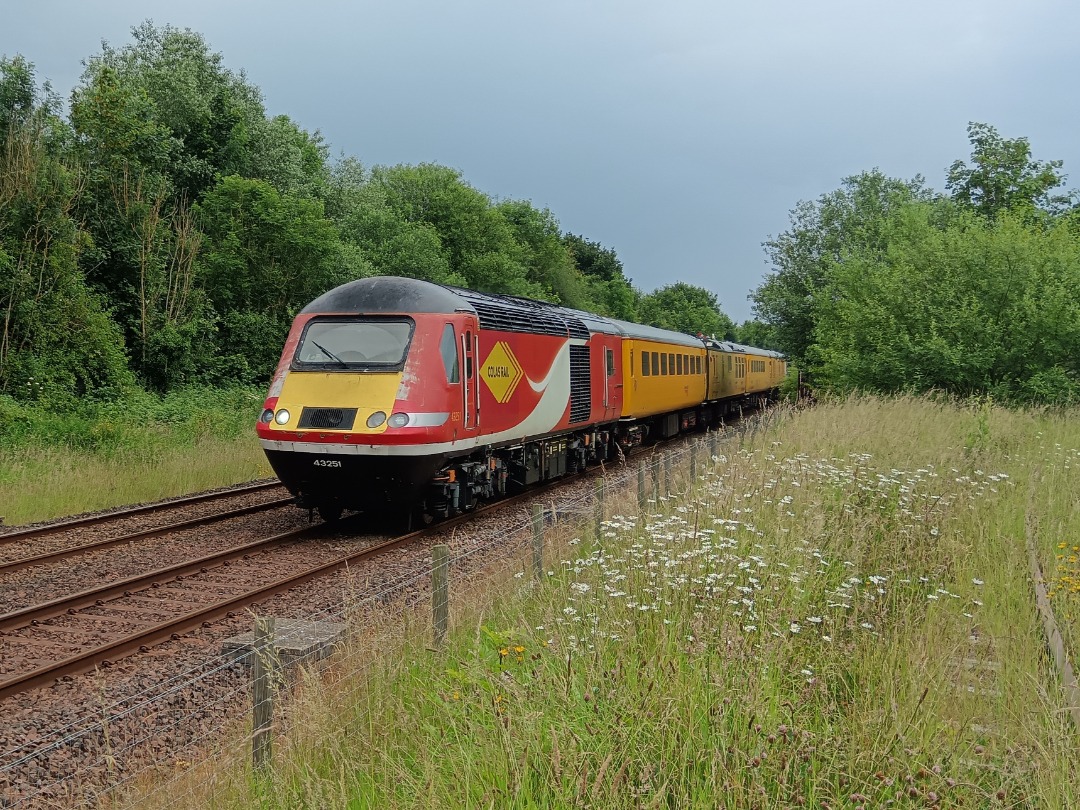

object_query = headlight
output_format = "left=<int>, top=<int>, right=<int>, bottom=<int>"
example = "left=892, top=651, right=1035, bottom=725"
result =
left=260, top=408, right=274, bottom=423
left=274, top=409, right=291, bottom=425
left=366, top=411, right=386, bottom=428
left=388, top=412, right=410, bottom=428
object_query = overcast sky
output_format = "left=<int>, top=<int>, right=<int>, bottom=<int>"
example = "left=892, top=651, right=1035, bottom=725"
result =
left=4, top=1, right=1078, bottom=321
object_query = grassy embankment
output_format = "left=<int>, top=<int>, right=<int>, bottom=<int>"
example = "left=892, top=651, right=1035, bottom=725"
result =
left=0, top=388, right=273, bottom=526
left=122, top=394, right=1079, bottom=809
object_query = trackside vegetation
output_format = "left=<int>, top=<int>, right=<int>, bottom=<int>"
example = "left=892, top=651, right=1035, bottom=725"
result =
left=122, top=396, right=1080, bottom=809
left=754, top=124, right=1080, bottom=405
left=0, top=27, right=740, bottom=415
left=0, top=388, right=271, bottom=524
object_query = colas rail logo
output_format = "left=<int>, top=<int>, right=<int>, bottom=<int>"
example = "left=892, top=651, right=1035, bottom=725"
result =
left=480, top=341, right=524, bottom=403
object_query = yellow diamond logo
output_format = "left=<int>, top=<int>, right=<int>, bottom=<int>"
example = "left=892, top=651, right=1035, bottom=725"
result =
left=480, top=341, right=523, bottom=403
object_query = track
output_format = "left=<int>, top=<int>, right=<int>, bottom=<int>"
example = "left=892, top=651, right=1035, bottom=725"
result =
left=0, top=497, right=295, bottom=577
left=0, top=480, right=285, bottom=545
left=0, top=491, right=535, bottom=702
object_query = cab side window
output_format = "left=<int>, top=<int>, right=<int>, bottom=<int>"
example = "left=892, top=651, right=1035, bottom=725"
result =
left=440, top=324, right=459, bottom=383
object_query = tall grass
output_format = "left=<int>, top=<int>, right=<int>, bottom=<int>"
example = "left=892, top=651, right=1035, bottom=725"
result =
left=122, top=395, right=1080, bottom=808
left=0, top=388, right=272, bottom=525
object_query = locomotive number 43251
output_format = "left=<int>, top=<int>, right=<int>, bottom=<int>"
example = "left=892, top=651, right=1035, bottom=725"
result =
left=312, top=459, right=343, bottom=468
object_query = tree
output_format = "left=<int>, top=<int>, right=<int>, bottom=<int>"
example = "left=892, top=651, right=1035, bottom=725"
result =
left=811, top=202, right=1080, bottom=404
left=753, top=170, right=931, bottom=364
left=946, top=122, right=1071, bottom=220
left=0, top=57, right=132, bottom=404
left=370, top=163, right=543, bottom=297
left=195, top=176, right=352, bottom=384
left=734, top=320, right=779, bottom=350
left=638, top=282, right=734, bottom=339
left=563, top=233, right=640, bottom=319
left=497, top=200, right=591, bottom=308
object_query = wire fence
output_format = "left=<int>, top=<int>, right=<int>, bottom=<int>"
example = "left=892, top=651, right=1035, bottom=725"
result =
left=1, top=410, right=782, bottom=809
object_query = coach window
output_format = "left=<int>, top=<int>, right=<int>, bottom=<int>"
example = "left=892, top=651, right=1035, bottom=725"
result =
left=641, top=350, right=650, bottom=376
left=651, top=351, right=659, bottom=375
left=439, top=324, right=460, bottom=383
left=660, top=352, right=668, bottom=375
left=675, top=354, right=681, bottom=375
left=668, top=353, right=675, bottom=375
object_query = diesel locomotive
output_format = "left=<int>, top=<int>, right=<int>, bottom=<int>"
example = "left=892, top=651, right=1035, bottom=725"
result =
left=257, top=276, right=786, bottom=523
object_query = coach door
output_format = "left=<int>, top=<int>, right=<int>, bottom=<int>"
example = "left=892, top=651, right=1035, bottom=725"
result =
left=461, top=319, right=480, bottom=431
left=603, top=341, right=621, bottom=421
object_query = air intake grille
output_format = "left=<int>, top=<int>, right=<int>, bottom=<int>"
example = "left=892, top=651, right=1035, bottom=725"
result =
left=569, top=345, right=591, bottom=424
left=469, top=300, right=569, bottom=336
left=298, top=407, right=357, bottom=430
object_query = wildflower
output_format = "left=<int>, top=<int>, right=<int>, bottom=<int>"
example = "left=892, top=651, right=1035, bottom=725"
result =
left=514, top=645, right=525, bottom=654
left=972, top=578, right=984, bottom=586
left=499, top=648, right=509, bottom=658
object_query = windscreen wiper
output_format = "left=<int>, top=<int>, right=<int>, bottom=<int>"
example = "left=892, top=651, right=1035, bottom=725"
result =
left=311, top=340, right=347, bottom=367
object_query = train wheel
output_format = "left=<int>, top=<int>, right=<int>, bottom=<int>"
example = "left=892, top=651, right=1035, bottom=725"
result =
left=318, top=503, right=343, bottom=523
left=404, top=506, right=436, bottom=532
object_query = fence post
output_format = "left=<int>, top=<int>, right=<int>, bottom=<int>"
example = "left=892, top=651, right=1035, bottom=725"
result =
left=690, top=439, right=698, bottom=483
left=432, top=544, right=450, bottom=646
left=652, top=460, right=660, bottom=505
left=531, top=504, right=544, bottom=581
left=637, top=464, right=646, bottom=509
left=595, top=478, right=605, bottom=539
left=710, top=430, right=717, bottom=458
left=252, top=616, right=276, bottom=771
left=663, top=451, right=672, bottom=495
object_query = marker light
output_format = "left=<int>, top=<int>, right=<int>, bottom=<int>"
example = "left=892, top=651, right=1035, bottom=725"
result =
left=366, top=411, right=387, bottom=428
left=260, top=409, right=274, bottom=423
left=388, top=412, right=410, bottom=428
left=274, top=409, right=291, bottom=425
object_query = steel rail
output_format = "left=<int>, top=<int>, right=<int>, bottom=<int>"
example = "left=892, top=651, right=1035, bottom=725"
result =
left=0, top=497, right=296, bottom=577
left=0, top=480, right=285, bottom=544
left=0, top=492, right=538, bottom=701
left=0, top=525, right=318, bottom=633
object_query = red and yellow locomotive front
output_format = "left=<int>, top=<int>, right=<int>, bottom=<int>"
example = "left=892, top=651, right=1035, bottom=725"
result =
left=258, top=278, right=482, bottom=519
left=259, top=276, right=636, bottom=522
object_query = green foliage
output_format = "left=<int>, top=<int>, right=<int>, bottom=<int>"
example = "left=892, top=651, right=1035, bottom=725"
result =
left=754, top=123, right=1080, bottom=406
left=638, top=281, right=734, bottom=338
left=811, top=205, right=1080, bottom=403
left=754, top=169, right=930, bottom=365
left=497, top=199, right=592, bottom=309
left=947, top=122, right=1072, bottom=220
left=563, top=232, right=640, bottom=319
left=369, top=163, right=545, bottom=298
left=734, top=319, right=779, bottom=350
left=0, top=57, right=134, bottom=406
left=195, top=176, right=353, bottom=384
left=0, top=385, right=260, bottom=452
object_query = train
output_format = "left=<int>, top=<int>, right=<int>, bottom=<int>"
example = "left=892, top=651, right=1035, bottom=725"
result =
left=256, top=276, right=787, bottom=524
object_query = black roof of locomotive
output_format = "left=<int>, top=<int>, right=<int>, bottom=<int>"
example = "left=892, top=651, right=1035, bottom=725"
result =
left=301, top=276, right=469, bottom=315
left=301, top=276, right=596, bottom=339
left=300, top=276, right=772, bottom=354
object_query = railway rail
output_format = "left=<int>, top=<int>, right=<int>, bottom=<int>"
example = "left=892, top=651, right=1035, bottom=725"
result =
left=0, top=490, right=537, bottom=702
left=0, top=497, right=295, bottom=576
left=0, top=480, right=285, bottom=545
